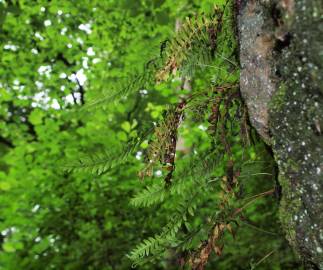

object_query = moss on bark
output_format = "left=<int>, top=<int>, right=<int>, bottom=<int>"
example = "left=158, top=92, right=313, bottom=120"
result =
left=269, top=1, right=323, bottom=268
left=238, top=0, right=323, bottom=268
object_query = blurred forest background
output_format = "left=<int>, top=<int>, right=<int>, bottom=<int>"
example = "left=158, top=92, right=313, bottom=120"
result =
left=0, top=0, right=303, bottom=269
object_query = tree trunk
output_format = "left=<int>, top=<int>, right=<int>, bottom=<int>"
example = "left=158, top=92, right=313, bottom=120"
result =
left=237, top=0, right=323, bottom=268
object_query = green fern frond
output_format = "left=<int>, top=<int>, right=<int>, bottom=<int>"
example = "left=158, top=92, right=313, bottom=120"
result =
left=130, top=177, right=193, bottom=208
left=63, top=148, right=126, bottom=175
left=128, top=222, right=180, bottom=267
left=128, top=202, right=196, bottom=267
left=63, top=136, right=145, bottom=175
left=83, top=68, right=157, bottom=110
left=130, top=183, right=165, bottom=208
left=132, top=146, right=224, bottom=209
left=63, top=122, right=155, bottom=175
left=131, top=152, right=219, bottom=209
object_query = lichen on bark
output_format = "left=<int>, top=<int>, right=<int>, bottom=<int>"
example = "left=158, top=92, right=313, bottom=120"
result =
left=238, top=0, right=323, bottom=268
left=238, top=0, right=277, bottom=143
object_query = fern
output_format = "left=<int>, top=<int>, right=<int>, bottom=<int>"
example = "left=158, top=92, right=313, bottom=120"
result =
left=130, top=184, right=165, bottom=208
left=126, top=3, right=272, bottom=267
left=131, top=151, right=220, bottom=208
left=156, top=8, right=224, bottom=82
left=83, top=9, right=225, bottom=111
left=83, top=68, right=157, bottom=110
left=63, top=148, right=127, bottom=175
left=128, top=200, right=198, bottom=267
left=68, top=3, right=258, bottom=269
left=128, top=151, right=225, bottom=266
left=63, top=132, right=148, bottom=175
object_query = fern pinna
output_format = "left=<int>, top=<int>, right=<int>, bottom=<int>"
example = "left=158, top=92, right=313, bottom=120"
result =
left=67, top=3, right=278, bottom=269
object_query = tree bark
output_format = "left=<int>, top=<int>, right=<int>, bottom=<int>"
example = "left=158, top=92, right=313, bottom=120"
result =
left=237, top=0, right=323, bottom=268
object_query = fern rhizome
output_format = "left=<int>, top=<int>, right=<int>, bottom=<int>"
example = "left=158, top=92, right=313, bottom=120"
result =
left=66, top=3, right=278, bottom=269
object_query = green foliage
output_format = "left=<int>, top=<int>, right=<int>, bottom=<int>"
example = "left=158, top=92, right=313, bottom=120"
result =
left=0, top=0, right=302, bottom=270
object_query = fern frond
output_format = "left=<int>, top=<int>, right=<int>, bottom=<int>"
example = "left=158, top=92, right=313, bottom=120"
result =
left=130, top=183, right=165, bottom=208
left=83, top=67, right=157, bottom=110
left=156, top=7, right=224, bottom=81
left=130, top=176, right=194, bottom=209
left=128, top=201, right=197, bottom=267
left=132, top=149, right=223, bottom=209
left=63, top=148, right=127, bottom=175
left=63, top=134, right=146, bottom=175
left=128, top=219, right=181, bottom=267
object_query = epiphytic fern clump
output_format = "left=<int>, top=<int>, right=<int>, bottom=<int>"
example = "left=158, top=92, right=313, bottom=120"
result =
left=67, top=2, right=279, bottom=269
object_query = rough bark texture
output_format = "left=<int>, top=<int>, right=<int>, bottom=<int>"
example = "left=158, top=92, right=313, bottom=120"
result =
left=237, top=0, right=323, bottom=268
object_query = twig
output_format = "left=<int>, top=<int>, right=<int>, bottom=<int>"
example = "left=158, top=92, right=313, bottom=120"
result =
left=233, top=189, right=275, bottom=216
left=252, top=250, right=276, bottom=269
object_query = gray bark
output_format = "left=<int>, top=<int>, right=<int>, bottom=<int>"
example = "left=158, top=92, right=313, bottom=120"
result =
left=237, top=0, right=323, bottom=268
